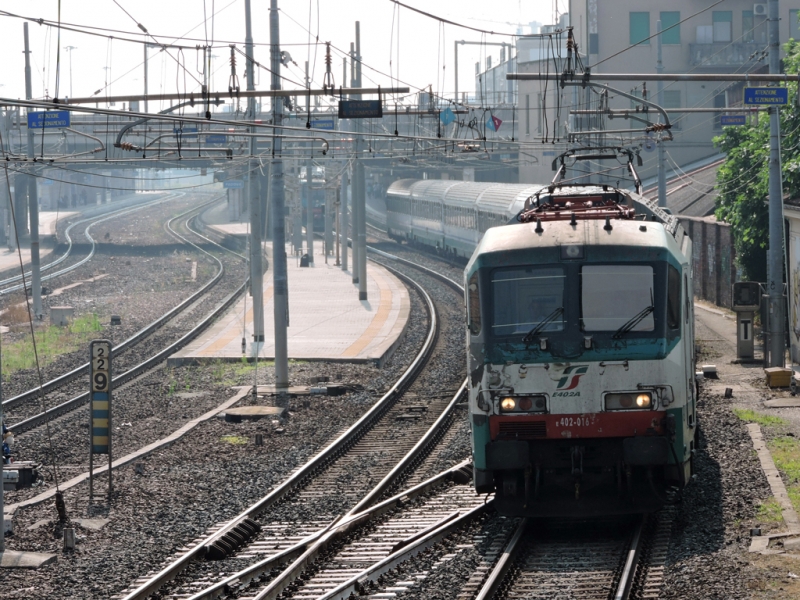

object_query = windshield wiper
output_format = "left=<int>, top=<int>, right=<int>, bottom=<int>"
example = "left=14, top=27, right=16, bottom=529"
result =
left=612, top=305, right=655, bottom=339
left=523, top=307, right=564, bottom=344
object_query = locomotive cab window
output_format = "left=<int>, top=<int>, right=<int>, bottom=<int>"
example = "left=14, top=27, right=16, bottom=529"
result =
left=468, top=272, right=481, bottom=335
left=491, top=266, right=565, bottom=336
left=581, top=265, right=654, bottom=332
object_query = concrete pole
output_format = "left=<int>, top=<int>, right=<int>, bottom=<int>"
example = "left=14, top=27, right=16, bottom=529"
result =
left=325, top=183, right=333, bottom=257
left=355, top=22, right=368, bottom=301
left=303, top=60, right=314, bottom=265
left=305, top=156, right=314, bottom=264
left=23, top=23, right=42, bottom=318
left=143, top=44, right=149, bottom=113
left=656, top=20, right=667, bottom=208
left=245, top=0, right=265, bottom=345
left=270, top=0, right=289, bottom=391
left=767, top=0, right=786, bottom=367
left=341, top=167, right=348, bottom=271
left=349, top=43, right=359, bottom=284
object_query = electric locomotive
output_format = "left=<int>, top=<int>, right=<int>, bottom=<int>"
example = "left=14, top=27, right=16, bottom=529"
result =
left=466, top=183, right=696, bottom=516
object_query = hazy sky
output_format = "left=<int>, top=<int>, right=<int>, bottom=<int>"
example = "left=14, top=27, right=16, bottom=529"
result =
left=0, top=0, right=562, bottom=110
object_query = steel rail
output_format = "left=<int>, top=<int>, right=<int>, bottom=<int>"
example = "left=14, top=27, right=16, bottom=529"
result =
left=242, top=380, right=469, bottom=600
left=118, top=259, right=441, bottom=600
left=316, top=502, right=491, bottom=600
left=0, top=193, right=175, bottom=288
left=613, top=516, right=647, bottom=600
left=2, top=195, right=229, bottom=413
left=0, top=193, right=182, bottom=294
left=182, top=461, right=473, bottom=600
left=474, top=519, right=529, bottom=600
left=180, top=247, right=469, bottom=600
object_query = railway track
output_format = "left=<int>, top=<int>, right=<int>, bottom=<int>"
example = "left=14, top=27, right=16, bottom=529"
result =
left=3, top=195, right=247, bottom=434
left=0, top=192, right=183, bottom=296
left=113, top=240, right=473, bottom=600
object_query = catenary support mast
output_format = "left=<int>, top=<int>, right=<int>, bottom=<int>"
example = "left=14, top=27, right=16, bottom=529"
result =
left=270, top=0, right=289, bottom=391
left=767, top=0, right=786, bottom=366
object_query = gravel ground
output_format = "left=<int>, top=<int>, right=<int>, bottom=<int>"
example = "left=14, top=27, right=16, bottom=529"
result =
left=2, top=231, right=461, bottom=598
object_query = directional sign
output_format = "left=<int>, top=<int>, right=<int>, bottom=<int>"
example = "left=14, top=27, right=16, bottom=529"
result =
left=720, top=115, right=747, bottom=126
left=27, top=110, right=71, bottom=129
left=311, top=119, right=335, bottom=130
left=224, top=179, right=244, bottom=189
left=205, top=134, right=227, bottom=144
left=338, top=100, right=383, bottom=119
left=744, top=87, right=788, bottom=105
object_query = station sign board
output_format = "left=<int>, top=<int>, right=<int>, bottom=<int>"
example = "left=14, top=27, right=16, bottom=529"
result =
left=720, top=115, right=747, bottom=126
left=338, top=100, right=383, bottom=119
left=744, top=87, right=788, bottom=105
left=224, top=179, right=244, bottom=189
left=311, top=119, right=335, bottom=130
left=205, top=134, right=227, bottom=144
left=27, top=110, right=71, bottom=129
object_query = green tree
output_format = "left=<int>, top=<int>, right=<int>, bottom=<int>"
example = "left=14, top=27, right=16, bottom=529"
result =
left=714, top=39, right=800, bottom=281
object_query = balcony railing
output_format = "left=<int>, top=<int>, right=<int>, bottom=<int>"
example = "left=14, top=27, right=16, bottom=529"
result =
left=689, top=42, right=765, bottom=67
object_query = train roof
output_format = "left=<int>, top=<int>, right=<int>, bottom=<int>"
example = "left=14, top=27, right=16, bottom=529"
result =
left=386, top=179, right=545, bottom=214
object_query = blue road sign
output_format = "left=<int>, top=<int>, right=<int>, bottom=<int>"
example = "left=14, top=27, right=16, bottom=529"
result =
left=224, top=180, right=244, bottom=189
left=744, top=87, right=788, bottom=105
left=27, top=110, right=71, bottom=129
left=174, top=126, right=198, bottom=137
left=721, top=115, right=747, bottom=126
left=40, top=178, right=54, bottom=185
left=311, top=119, right=335, bottom=130
left=205, top=134, right=227, bottom=144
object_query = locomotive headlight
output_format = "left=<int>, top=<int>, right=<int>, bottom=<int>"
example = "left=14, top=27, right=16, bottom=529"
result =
left=605, top=392, right=653, bottom=410
left=498, top=395, right=547, bottom=413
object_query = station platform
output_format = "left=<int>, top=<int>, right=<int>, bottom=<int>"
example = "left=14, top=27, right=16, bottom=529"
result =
left=169, top=238, right=411, bottom=366
left=0, top=211, right=77, bottom=276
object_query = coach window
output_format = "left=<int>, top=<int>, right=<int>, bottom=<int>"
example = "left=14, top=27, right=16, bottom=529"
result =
left=468, top=272, right=481, bottom=335
left=667, top=265, right=681, bottom=329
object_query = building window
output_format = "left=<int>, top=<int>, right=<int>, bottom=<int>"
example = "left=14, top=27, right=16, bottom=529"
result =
left=630, top=12, right=651, bottom=45
left=791, top=10, right=800, bottom=41
left=525, top=94, right=530, bottom=135
left=743, top=10, right=755, bottom=43
left=660, top=12, right=680, bottom=44
left=712, top=11, right=732, bottom=43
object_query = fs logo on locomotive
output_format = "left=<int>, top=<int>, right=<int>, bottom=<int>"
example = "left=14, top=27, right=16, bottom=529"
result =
left=556, top=365, right=589, bottom=390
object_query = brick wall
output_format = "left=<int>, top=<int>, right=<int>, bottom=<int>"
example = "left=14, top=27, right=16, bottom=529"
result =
left=679, top=217, right=736, bottom=309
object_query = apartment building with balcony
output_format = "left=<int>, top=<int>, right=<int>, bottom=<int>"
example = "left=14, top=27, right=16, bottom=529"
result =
left=517, top=1, right=800, bottom=185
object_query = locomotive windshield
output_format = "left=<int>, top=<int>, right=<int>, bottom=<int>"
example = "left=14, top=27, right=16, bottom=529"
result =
left=581, top=265, right=655, bottom=333
left=491, top=267, right=565, bottom=336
